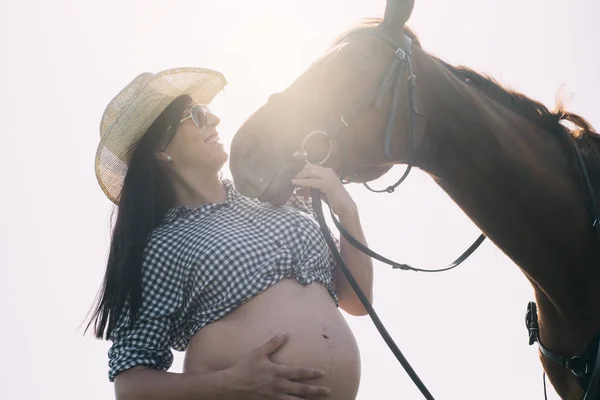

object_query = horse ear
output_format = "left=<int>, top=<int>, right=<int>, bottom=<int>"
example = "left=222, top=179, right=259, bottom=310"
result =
left=381, top=0, right=415, bottom=40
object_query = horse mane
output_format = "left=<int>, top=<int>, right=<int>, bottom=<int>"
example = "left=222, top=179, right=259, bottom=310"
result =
left=331, top=18, right=422, bottom=48
left=436, top=59, right=600, bottom=186
left=437, top=58, right=597, bottom=137
left=339, top=18, right=600, bottom=185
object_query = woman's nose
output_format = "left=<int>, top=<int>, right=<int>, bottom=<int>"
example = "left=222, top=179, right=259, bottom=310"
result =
left=206, top=111, right=220, bottom=128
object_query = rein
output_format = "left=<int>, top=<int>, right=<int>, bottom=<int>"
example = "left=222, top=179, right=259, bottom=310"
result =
left=296, top=25, right=600, bottom=400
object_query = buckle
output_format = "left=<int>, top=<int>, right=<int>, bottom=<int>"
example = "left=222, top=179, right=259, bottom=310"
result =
left=568, top=357, right=590, bottom=378
left=525, top=302, right=539, bottom=346
left=395, top=48, right=406, bottom=60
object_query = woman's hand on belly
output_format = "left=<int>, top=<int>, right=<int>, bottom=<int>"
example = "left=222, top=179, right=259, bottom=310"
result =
left=221, top=332, right=332, bottom=399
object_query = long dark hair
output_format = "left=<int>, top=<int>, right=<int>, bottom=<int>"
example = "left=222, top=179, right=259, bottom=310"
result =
left=86, top=95, right=191, bottom=339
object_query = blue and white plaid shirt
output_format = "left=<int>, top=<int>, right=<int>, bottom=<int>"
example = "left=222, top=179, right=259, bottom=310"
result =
left=107, top=180, right=339, bottom=381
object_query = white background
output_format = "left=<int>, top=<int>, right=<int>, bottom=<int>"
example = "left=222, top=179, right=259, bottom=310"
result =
left=1, top=0, right=598, bottom=399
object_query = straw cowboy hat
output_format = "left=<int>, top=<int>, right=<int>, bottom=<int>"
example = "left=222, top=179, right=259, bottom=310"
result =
left=95, top=67, right=227, bottom=204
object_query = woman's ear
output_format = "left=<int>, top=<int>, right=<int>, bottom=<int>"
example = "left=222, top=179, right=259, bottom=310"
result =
left=156, top=149, right=173, bottom=163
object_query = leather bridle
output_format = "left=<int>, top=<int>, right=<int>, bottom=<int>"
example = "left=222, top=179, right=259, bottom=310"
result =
left=292, top=25, right=600, bottom=400
left=293, top=26, right=487, bottom=275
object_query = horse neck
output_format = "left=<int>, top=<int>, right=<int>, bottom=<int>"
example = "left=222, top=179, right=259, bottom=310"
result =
left=407, top=49, right=600, bottom=352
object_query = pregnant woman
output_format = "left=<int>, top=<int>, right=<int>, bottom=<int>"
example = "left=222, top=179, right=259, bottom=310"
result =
left=87, top=67, right=373, bottom=400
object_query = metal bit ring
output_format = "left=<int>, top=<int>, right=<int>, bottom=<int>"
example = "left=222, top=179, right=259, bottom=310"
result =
left=294, top=130, right=333, bottom=165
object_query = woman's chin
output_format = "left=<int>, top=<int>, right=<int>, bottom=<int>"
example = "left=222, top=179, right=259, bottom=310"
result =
left=201, top=151, right=229, bottom=172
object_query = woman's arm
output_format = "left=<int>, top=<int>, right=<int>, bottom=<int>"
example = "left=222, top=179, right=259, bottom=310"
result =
left=291, top=165, right=374, bottom=316
left=114, top=333, right=330, bottom=400
left=336, top=206, right=373, bottom=316
left=114, top=367, right=227, bottom=400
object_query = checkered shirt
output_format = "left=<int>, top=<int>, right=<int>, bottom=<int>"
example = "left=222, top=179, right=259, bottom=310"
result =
left=107, top=180, right=339, bottom=381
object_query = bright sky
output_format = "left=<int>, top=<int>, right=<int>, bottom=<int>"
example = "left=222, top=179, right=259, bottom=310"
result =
left=1, top=0, right=598, bottom=399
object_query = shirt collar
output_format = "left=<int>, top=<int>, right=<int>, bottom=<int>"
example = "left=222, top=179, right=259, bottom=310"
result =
left=162, top=179, right=238, bottom=224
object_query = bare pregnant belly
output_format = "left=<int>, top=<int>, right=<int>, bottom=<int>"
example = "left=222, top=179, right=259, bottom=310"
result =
left=183, top=278, right=361, bottom=399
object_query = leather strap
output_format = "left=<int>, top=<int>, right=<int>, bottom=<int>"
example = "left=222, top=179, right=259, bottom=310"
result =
left=526, top=301, right=600, bottom=397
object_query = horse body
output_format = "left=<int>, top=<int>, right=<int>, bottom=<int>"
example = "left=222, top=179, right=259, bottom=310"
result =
left=229, top=1, right=600, bottom=397
left=411, top=48, right=600, bottom=399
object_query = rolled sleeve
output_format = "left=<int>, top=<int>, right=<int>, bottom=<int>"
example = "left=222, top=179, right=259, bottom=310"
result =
left=107, top=315, right=174, bottom=381
left=107, top=241, right=185, bottom=381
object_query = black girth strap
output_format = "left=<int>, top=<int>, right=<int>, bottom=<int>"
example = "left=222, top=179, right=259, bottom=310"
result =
left=526, top=303, right=600, bottom=399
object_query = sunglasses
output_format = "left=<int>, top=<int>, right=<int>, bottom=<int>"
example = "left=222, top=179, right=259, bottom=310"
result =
left=180, top=104, right=212, bottom=129
left=164, top=104, right=212, bottom=147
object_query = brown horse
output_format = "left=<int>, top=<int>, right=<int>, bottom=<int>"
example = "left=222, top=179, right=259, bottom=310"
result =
left=229, top=0, right=600, bottom=398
